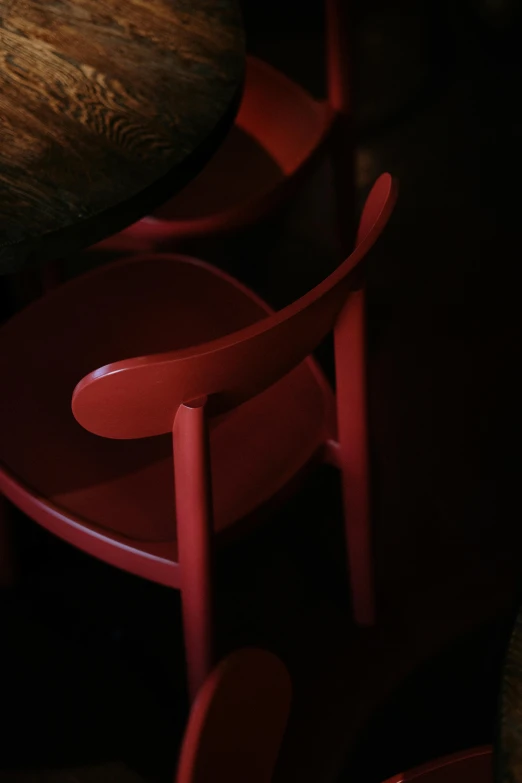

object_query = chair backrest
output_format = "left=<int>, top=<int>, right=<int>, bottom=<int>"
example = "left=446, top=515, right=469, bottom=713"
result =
left=176, top=648, right=292, bottom=783
left=72, top=174, right=397, bottom=439
left=236, top=0, right=352, bottom=171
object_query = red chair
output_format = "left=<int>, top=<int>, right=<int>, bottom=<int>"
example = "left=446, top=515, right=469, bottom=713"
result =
left=0, top=648, right=292, bottom=783
left=91, top=0, right=354, bottom=256
left=0, top=647, right=289, bottom=783
left=0, top=648, right=493, bottom=783
left=176, top=647, right=291, bottom=783
left=0, top=174, right=396, bottom=701
left=178, top=657, right=492, bottom=783
left=178, top=668, right=492, bottom=783
left=380, top=748, right=493, bottom=783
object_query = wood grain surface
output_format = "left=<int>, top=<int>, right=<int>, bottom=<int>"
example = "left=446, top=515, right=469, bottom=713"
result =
left=498, top=607, right=522, bottom=783
left=0, top=0, right=244, bottom=272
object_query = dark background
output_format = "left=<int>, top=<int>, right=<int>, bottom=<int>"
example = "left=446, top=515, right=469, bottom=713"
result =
left=1, top=1, right=522, bottom=781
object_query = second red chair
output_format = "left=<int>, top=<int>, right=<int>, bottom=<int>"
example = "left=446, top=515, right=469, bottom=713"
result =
left=91, top=0, right=354, bottom=256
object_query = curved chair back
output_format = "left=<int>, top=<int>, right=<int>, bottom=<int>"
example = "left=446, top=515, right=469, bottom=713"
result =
left=176, top=648, right=291, bottom=783
left=90, top=0, right=354, bottom=253
left=73, top=174, right=397, bottom=439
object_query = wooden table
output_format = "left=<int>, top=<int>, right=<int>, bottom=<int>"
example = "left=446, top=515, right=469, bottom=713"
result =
left=0, top=0, right=244, bottom=274
left=497, top=603, right=522, bottom=783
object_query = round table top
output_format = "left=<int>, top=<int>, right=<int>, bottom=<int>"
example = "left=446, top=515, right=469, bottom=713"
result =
left=498, top=604, right=522, bottom=783
left=0, top=0, right=244, bottom=274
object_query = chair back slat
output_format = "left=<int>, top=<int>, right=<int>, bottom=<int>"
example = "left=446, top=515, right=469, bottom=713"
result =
left=73, top=174, right=397, bottom=439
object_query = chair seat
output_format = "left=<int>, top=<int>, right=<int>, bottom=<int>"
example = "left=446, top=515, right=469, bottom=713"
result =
left=93, top=56, right=330, bottom=252
left=0, top=255, right=335, bottom=581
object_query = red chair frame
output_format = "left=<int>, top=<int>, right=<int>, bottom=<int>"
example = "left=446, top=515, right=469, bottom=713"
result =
left=0, top=176, right=396, bottom=700
left=176, top=648, right=291, bottom=783
left=93, top=0, right=355, bottom=257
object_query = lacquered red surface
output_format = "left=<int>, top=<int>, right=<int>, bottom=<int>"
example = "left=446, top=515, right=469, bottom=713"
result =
left=177, top=648, right=291, bottom=783
left=91, top=0, right=352, bottom=254
left=0, top=176, right=396, bottom=696
left=174, top=400, right=215, bottom=701
left=383, top=747, right=493, bottom=783
left=176, top=653, right=491, bottom=783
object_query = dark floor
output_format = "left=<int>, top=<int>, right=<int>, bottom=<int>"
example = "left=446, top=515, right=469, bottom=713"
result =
left=2, top=1, right=522, bottom=781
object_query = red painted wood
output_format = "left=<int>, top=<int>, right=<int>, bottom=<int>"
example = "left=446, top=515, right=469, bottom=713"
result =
left=335, top=288, right=373, bottom=625
left=330, top=174, right=401, bottom=623
left=382, top=747, right=492, bottom=783
left=0, top=264, right=333, bottom=535
left=0, top=176, right=396, bottom=697
left=177, top=666, right=491, bottom=783
left=72, top=175, right=397, bottom=440
left=0, top=464, right=180, bottom=586
left=91, top=0, right=352, bottom=255
left=91, top=56, right=332, bottom=253
left=173, top=399, right=215, bottom=700
left=0, top=256, right=332, bottom=553
left=176, top=648, right=291, bottom=783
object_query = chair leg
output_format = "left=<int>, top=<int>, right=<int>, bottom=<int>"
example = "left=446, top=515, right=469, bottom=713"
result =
left=0, top=495, right=16, bottom=588
left=180, top=577, right=214, bottom=704
left=334, top=289, right=374, bottom=626
left=173, top=400, right=215, bottom=702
